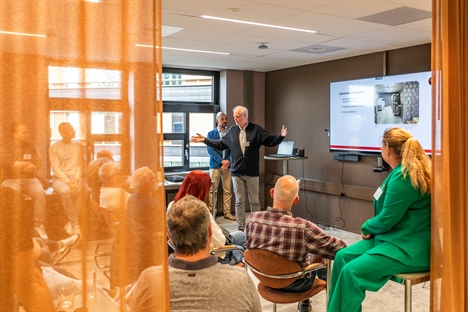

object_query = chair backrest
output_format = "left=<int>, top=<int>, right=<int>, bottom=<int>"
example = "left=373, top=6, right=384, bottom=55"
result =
left=244, top=248, right=303, bottom=289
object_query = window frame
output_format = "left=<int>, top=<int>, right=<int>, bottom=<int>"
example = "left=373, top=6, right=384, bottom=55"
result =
left=162, top=68, right=220, bottom=172
left=46, top=62, right=129, bottom=176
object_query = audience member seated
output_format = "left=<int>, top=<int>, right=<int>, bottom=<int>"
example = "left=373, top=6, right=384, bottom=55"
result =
left=31, top=239, right=87, bottom=300
left=99, top=162, right=130, bottom=221
left=87, top=157, right=113, bottom=205
left=246, top=175, right=347, bottom=312
left=49, top=122, right=87, bottom=237
left=96, top=149, right=114, bottom=161
left=0, top=186, right=54, bottom=311
left=130, top=195, right=262, bottom=311
left=125, top=167, right=164, bottom=285
left=98, top=162, right=132, bottom=289
left=34, top=234, right=80, bottom=265
left=327, top=128, right=432, bottom=312
left=1, top=123, right=48, bottom=239
left=167, top=170, right=246, bottom=263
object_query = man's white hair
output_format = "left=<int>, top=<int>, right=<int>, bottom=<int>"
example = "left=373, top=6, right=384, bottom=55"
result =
left=233, top=106, right=248, bottom=118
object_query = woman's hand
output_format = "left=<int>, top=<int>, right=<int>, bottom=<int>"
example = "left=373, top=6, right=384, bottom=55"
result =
left=361, top=233, right=373, bottom=240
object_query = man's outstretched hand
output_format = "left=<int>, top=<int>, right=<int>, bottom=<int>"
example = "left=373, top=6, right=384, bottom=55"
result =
left=281, top=125, right=288, bottom=137
left=191, top=133, right=206, bottom=143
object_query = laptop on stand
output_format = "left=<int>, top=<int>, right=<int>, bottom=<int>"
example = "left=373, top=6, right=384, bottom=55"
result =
left=268, top=141, right=295, bottom=158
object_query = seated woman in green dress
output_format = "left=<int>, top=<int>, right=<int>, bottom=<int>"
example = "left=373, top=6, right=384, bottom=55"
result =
left=328, top=127, right=431, bottom=312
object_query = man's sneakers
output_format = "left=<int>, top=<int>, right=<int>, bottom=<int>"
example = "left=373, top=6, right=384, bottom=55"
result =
left=61, top=234, right=80, bottom=247
left=34, top=224, right=48, bottom=240
left=50, top=234, right=80, bottom=265
left=224, top=213, right=236, bottom=221
left=297, top=300, right=312, bottom=312
left=64, top=222, right=82, bottom=237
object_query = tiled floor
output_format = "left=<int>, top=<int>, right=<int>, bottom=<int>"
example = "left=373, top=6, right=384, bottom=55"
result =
left=58, top=215, right=430, bottom=311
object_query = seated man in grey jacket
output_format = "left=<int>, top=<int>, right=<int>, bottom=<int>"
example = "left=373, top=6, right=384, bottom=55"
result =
left=130, top=195, right=262, bottom=312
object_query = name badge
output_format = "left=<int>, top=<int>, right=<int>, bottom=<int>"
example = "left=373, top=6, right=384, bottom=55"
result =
left=23, top=154, right=32, bottom=160
left=373, top=187, right=383, bottom=201
left=243, top=141, right=250, bottom=147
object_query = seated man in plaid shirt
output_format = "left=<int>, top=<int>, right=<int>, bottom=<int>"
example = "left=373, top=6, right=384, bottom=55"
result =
left=245, top=175, right=347, bottom=312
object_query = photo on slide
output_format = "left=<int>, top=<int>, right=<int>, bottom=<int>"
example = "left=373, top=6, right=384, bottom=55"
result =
left=374, top=81, right=420, bottom=125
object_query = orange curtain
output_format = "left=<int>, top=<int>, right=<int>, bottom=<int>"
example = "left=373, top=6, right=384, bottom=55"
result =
left=431, top=0, right=468, bottom=311
left=0, top=0, right=168, bottom=310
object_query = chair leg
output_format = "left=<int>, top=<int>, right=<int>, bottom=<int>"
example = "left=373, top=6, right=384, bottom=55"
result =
left=326, top=260, right=333, bottom=310
left=273, top=302, right=277, bottom=312
left=404, top=279, right=412, bottom=312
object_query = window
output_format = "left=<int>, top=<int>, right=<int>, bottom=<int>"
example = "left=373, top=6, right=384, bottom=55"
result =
left=162, top=68, right=219, bottom=171
left=48, top=65, right=127, bottom=172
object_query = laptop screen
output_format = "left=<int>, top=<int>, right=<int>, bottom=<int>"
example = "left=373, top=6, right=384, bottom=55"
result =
left=276, top=141, right=294, bottom=155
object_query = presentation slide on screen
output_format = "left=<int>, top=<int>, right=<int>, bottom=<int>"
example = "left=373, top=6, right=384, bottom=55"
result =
left=330, top=71, right=432, bottom=154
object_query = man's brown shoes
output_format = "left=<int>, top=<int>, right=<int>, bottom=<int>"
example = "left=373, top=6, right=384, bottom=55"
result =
left=224, top=214, right=236, bottom=221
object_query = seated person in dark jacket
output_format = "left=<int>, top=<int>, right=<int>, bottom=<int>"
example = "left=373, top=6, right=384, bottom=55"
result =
left=125, top=166, right=164, bottom=283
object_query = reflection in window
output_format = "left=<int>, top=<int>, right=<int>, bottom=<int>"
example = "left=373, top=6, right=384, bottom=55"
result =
left=91, top=112, right=123, bottom=134
left=189, top=113, right=212, bottom=168
left=163, top=139, right=184, bottom=167
left=162, top=113, right=185, bottom=133
left=162, top=73, right=213, bottom=102
left=48, top=66, right=121, bottom=99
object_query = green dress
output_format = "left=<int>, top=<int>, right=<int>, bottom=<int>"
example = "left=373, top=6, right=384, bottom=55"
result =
left=328, top=164, right=431, bottom=312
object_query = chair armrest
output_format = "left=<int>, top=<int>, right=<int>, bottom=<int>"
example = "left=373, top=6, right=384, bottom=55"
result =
left=304, top=262, right=326, bottom=271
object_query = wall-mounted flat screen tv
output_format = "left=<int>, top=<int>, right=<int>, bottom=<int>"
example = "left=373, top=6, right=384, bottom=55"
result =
left=330, top=71, right=432, bottom=155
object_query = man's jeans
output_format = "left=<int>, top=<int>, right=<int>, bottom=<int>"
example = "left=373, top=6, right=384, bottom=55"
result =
left=2, top=178, right=46, bottom=227
left=231, top=176, right=260, bottom=230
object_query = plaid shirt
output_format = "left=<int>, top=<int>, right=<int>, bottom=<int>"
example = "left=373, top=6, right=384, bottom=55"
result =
left=246, top=207, right=347, bottom=268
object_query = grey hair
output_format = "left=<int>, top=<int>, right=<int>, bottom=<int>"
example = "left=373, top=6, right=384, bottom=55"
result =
left=167, top=195, right=210, bottom=255
left=233, top=105, right=248, bottom=118
left=98, top=162, right=119, bottom=184
left=132, top=167, right=154, bottom=191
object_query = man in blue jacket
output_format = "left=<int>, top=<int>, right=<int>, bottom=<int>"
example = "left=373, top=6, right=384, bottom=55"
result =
left=192, top=106, right=287, bottom=231
left=206, top=112, right=236, bottom=221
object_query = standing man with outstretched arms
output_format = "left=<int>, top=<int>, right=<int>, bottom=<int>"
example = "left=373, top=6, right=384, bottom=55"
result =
left=192, top=105, right=287, bottom=231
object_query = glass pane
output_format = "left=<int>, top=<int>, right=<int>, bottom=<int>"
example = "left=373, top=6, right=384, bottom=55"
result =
left=164, top=140, right=184, bottom=167
left=189, top=113, right=213, bottom=168
left=91, top=112, right=123, bottom=134
left=94, top=141, right=121, bottom=168
left=50, top=111, right=84, bottom=145
left=162, top=73, right=213, bottom=102
left=163, top=112, right=185, bottom=133
left=48, top=66, right=121, bottom=99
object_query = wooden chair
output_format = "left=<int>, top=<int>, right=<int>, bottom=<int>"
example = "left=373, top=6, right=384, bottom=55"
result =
left=244, top=249, right=327, bottom=312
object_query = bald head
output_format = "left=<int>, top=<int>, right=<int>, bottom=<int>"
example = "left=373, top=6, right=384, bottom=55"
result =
left=271, top=175, right=299, bottom=210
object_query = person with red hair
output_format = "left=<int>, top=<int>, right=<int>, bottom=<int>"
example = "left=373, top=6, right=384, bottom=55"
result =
left=168, top=170, right=246, bottom=263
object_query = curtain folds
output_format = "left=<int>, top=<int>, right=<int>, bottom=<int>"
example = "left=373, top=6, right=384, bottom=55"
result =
left=431, top=0, right=468, bottom=311
left=1, top=0, right=168, bottom=310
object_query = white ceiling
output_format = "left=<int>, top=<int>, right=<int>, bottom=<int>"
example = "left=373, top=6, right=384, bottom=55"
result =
left=161, top=0, right=431, bottom=71
left=0, top=0, right=432, bottom=72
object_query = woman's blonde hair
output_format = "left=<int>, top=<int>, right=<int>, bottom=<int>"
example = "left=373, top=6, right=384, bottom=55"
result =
left=382, top=127, right=431, bottom=194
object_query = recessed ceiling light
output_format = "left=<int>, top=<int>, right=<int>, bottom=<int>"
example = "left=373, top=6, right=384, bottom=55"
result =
left=136, top=44, right=230, bottom=56
left=200, top=15, right=317, bottom=34
left=227, top=8, right=240, bottom=12
left=310, top=47, right=325, bottom=52
left=0, top=30, right=46, bottom=38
